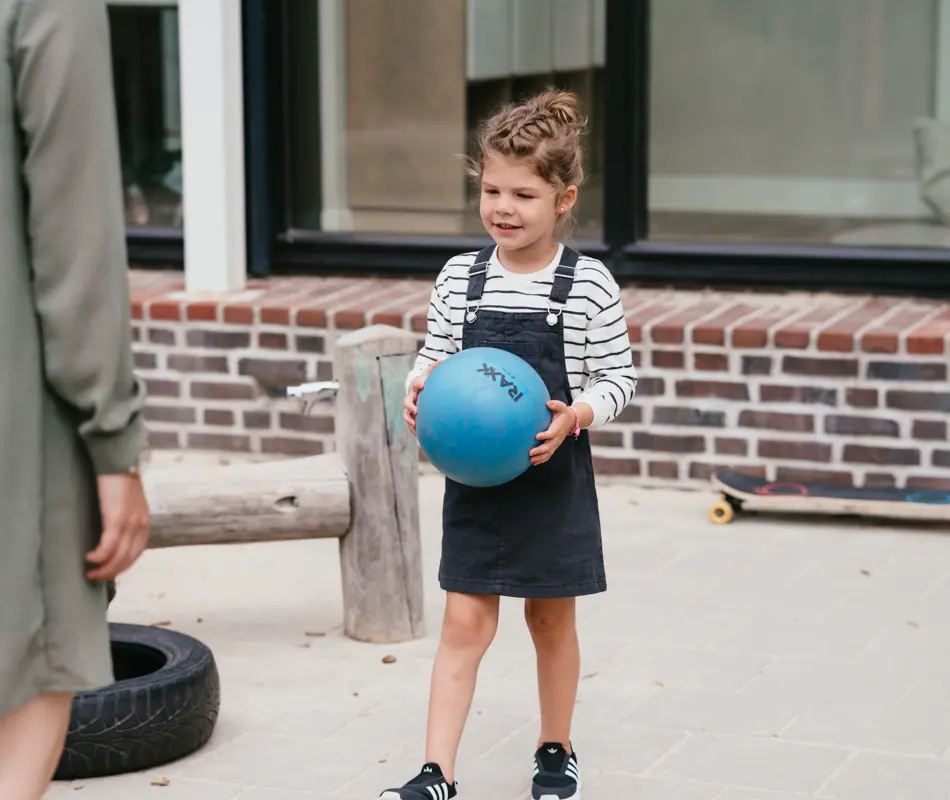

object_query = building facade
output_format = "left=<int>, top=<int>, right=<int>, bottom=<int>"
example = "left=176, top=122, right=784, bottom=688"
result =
left=112, top=0, right=950, bottom=489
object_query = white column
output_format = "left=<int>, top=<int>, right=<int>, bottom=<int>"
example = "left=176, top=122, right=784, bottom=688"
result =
left=178, top=0, right=246, bottom=293
left=318, top=0, right=354, bottom=232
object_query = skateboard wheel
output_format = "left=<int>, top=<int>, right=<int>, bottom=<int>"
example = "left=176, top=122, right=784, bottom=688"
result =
left=709, top=501, right=734, bottom=525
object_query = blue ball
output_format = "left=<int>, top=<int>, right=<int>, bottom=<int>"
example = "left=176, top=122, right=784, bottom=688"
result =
left=416, top=347, right=552, bottom=487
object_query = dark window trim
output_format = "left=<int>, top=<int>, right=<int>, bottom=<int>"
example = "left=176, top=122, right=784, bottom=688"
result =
left=127, top=227, right=183, bottom=267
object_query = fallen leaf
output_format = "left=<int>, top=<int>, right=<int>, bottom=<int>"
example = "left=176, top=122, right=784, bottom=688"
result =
left=581, top=671, right=599, bottom=680
left=196, top=618, right=203, bottom=623
left=301, top=643, right=311, bottom=649
left=908, top=620, right=920, bottom=628
left=382, top=655, right=397, bottom=664
left=305, top=631, right=325, bottom=637
left=151, top=777, right=170, bottom=786
left=654, top=679, right=665, bottom=688
left=860, top=569, right=870, bottom=577
left=150, top=621, right=172, bottom=628
left=71, top=785, right=85, bottom=791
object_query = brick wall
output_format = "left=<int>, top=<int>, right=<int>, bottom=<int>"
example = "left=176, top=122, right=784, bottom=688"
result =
left=130, top=271, right=950, bottom=491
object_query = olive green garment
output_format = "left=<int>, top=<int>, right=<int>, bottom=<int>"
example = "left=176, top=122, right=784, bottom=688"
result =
left=0, top=0, right=147, bottom=718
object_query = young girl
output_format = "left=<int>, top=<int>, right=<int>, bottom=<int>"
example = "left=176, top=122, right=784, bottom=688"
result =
left=382, top=90, right=637, bottom=800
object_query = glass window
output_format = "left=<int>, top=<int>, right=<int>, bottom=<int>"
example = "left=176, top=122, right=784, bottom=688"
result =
left=281, top=0, right=606, bottom=239
left=107, top=2, right=183, bottom=229
left=649, top=0, right=950, bottom=248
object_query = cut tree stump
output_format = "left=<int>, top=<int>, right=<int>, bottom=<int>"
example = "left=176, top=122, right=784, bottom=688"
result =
left=334, top=325, right=424, bottom=644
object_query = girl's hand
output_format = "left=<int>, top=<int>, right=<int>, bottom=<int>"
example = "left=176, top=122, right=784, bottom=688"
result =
left=403, top=360, right=441, bottom=436
left=530, top=400, right=578, bottom=466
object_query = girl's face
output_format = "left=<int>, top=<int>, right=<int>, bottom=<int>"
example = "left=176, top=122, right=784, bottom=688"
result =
left=479, top=153, right=576, bottom=256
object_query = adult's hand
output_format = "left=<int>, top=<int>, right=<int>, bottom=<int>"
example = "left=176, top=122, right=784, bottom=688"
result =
left=86, top=473, right=150, bottom=581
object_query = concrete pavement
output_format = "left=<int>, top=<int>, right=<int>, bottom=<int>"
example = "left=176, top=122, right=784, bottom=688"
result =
left=44, top=454, right=950, bottom=799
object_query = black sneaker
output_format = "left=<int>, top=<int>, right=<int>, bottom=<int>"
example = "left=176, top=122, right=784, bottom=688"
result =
left=379, top=762, right=458, bottom=800
left=532, top=742, right=581, bottom=800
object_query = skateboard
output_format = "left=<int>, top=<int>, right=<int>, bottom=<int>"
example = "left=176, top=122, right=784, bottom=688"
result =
left=709, top=470, right=950, bottom=525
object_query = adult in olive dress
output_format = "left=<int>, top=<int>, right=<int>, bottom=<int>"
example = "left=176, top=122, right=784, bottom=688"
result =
left=0, top=0, right=151, bottom=796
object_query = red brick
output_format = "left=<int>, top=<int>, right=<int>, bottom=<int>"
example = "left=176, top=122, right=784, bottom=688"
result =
left=223, top=305, right=255, bottom=325
left=262, top=437, right=325, bottom=456
left=191, top=381, right=255, bottom=400
left=649, top=301, right=721, bottom=345
left=715, top=437, right=748, bottom=456
left=148, top=328, right=176, bottom=345
left=816, top=299, right=900, bottom=352
left=134, top=352, right=157, bottom=370
left=238, top=358, right=307, bottom=384
left=653, top=407, right=725, bottom=427
left=147, top=431, right=180, bottom=449
left=692, top=303, right=759, bottom=346
left=913, top=420, right=947, bottom=441
left=244, top=411, right=271, bottom=429
left=259, top=332, right=289, bottom=350
left=689, top=463, right=767, bottom=481
left=261, top=307, right=291, bottom=325
left=279, top=412, right=334, bottom=434
left=864, top=473, right=896, bottom=488
left=652, top=350, right=684, bottom=369
left=187, top=432, right=251, bottom=452
left=144, top=405, right=196, bottom=424
left=144, top=379, right=180, bottom=398
left=625, top=303, right=676, bottom=344
left=758, top=440, right=832, bottom=462
left=333, top=309, right=369, bottom=329
left=842, top=445, right=920, bottom=466
left=846, top=388, right=878, bottom=408
left=759, top=385, right=837, bottom=406
left=615, top=406, right=643, bottom=424
left=633, top=432, right=706, bottom=453
left=295, top=335, right=325, bottom=353
left=186, top=302, right=218, bottom=321
left=773, top=301, right=856, bottom=349
left=730, top=307, right=799, bottom=349
left=296, top=308, right=328, bottom=328
left=825, top=415, right=899, bottom=438
left=590, top=430, right=624, bottom=447
left=168, top=354, right=229, bottom=373
left=694, top=353, right=729, bottom=371
left=410, top=312, right=428, bottom=333
left=593, top=457, right=641, bottom=476
left=783, top=356, right=858, bottom=378
left=636, top=378, right=665, bottom=396
left=860, top=301, right=941, bottom=353
left=204, top=409, right=235, bottom=426
left=907, top=307, right=950, bottom=355
left=186, top=329, right=250, bottom=348
left=775, top=467, right=853, bottom=486
left=739, top=411, right=814, bottom=432
left=148, top=300, right=181, bottom=321
left=675, top=380, right=749, bottom=401
left=648, top=461, right=679, bottom=480
left=906, top=476, right=950, bottom=491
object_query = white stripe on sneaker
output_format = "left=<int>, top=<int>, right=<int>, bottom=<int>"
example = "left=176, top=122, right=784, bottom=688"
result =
left=426, top=786, right=439, bottom=800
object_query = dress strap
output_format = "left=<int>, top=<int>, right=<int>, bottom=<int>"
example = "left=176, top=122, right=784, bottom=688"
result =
left=466, top=246, right=495, bottom=302
left=546, top=247, right=580, bottom=325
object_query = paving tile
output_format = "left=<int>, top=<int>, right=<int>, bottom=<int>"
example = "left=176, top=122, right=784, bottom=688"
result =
left=821, top=752, right=950, bottom=800
left=648, top=733, right=849, bottom=794
left=44, top=776, right=244, bottom=799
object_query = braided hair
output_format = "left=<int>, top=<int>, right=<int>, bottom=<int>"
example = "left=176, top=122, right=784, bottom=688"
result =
left=467, top=89, right=587, bottom=238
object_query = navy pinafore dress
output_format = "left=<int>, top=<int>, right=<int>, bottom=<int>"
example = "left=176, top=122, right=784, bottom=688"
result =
left=438, top=245, right=607, bottom=599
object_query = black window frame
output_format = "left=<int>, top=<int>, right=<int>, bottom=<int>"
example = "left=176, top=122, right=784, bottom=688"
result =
left=130, top=0, right=950, bottom=294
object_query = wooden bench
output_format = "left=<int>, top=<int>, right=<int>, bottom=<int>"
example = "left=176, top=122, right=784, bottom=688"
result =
left=140, top=325, right=424, bottom=644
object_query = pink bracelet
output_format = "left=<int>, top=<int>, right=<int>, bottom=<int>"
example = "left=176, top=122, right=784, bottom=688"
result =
left=568, top=406, right=581, bottom=439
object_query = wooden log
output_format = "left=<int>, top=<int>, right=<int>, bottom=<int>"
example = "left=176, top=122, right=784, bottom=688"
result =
left=334, top=325, right=425, bottom=643
left=144, top=453, right=351, bottom=548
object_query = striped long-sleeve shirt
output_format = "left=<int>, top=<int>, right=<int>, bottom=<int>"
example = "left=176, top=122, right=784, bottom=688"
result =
left=406, top=245, right=637, bottom=428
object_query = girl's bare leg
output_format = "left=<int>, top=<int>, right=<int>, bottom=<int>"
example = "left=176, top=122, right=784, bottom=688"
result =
left=525, top=597, right=579, bottom=751
left=0, top=692, right=73, bottom=800
left=425, top=591, right=500, bottom=783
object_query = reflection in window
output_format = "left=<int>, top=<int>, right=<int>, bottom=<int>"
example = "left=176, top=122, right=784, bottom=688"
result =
left=108, top=4, right=183, bottom=229
left=649, top=0, right=950, bottom=248
left=281, top=0, right=606, bottom=239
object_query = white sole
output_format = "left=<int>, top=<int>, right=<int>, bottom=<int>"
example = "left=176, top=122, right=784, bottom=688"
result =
left=534, top=780, right=582, bottom=800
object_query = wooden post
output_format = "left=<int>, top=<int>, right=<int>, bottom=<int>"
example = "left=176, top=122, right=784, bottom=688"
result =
left=334, top=325, right=425, bottom=643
